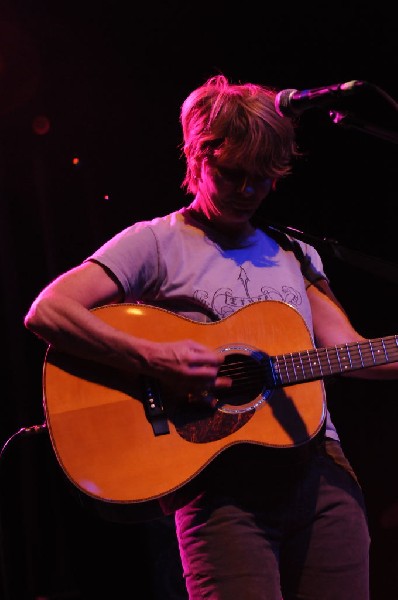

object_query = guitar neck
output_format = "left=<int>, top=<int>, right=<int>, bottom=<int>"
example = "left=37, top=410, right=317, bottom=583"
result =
left=272, top=335, right=398, bottom=386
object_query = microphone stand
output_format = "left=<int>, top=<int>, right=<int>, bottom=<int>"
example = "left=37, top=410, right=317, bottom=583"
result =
left=266, top=221, right=398, bottom=285
left=330, top=111, right=398, bottom=144
left=329, top=82, right=398, bottom=144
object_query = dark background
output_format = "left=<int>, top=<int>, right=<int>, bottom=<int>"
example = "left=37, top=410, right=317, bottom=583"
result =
left=0, top=1, right=397, bottom=598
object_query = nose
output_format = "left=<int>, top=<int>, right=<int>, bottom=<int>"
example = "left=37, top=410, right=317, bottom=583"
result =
left=238, top=175, right=255, bottom=195
left=243, top=184, right=255, bottom=195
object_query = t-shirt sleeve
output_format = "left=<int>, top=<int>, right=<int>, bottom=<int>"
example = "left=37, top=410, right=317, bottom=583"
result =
left=85, top=222, right=161, bottom=300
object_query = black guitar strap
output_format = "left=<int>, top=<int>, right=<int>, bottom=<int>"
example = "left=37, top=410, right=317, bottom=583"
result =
left=260, top=223, right=319, bottom=284
left=261, top=222, right=347, bottom=313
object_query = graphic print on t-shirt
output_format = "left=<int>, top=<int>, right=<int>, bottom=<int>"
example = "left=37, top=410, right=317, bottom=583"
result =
left=193, top=265, right=302, bottom=319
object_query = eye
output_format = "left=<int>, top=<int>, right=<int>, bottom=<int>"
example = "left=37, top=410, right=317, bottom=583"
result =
left=216, top=166, right=246, bottom=182
left=216, top=166, right=272, bottom=187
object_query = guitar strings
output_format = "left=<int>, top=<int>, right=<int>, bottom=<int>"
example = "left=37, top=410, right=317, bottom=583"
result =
left=215, top=335, right=398, bottom=390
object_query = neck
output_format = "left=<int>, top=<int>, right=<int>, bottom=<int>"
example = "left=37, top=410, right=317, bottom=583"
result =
left=187, top=199, right=255, bottom=237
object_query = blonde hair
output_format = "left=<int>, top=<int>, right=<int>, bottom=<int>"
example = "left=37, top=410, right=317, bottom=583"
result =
left=180, top=74, right=300, bottom=194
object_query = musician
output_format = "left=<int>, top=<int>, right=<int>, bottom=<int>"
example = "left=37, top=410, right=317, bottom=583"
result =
left=24, top=74, right=398, bottom=600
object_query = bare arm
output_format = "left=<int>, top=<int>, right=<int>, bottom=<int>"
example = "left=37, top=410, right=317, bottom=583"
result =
left=24, top=261, right=230, bottom=394
left=308, top=283, right=398, bottom=380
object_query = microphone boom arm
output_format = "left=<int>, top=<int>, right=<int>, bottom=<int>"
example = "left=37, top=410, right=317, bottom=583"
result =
left=266, top=221, right=398, bottom=285
left=330, top=109, right=398, bottom=144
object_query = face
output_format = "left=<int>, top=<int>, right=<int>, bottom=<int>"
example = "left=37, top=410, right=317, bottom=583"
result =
left=195, top=157, right=273, bottom=234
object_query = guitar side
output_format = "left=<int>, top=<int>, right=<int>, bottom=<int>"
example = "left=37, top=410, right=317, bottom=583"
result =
left=43, top=301, right=326, bottom=507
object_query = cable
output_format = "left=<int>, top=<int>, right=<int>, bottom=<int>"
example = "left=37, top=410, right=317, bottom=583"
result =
left=0, top=423, right=47, bottom=600
left=0, top=424, right=47, bottom=459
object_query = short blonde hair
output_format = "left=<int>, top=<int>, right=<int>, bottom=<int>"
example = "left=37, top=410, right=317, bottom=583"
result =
left=180, top=74, right=300, bottom=194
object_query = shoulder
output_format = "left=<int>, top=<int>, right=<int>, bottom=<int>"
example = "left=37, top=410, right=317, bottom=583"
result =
left=136, top=209, right=188, bottom=233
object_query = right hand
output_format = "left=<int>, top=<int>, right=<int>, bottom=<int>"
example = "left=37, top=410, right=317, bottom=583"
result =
left=142, top=339, right=232, bottom=396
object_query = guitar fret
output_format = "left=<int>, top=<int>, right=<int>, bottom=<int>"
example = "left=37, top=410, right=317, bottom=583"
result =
left=369, top=341, right=376, bottom=364
left=338, top=344, right=352, bottom=371
left=382, top=339, right=389, bottom=363
left=318, top=348, right=332, bottom=376
left=346, top=343, right=361, bottom=369
left=357, top=342, right=364, bottom=367
left=312, top=350, right=323, bottom=377
left=347, top=344, right=353, bottom=368
left=280, top=355, right=291, bottom=383
left=306, top=350, right=315, bottom=379
left=362, top=339, right=387, bottom=366
left=325, top=347, right=332, bottom=373
left=273, top=356, right=287, bottom=383
left=335, top=347, right=342, bottom=372
left=290, top=353, right=298, bottom=381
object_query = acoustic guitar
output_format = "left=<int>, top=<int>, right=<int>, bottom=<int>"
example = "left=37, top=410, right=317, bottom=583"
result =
left=43, top=300, right=398, bottom=518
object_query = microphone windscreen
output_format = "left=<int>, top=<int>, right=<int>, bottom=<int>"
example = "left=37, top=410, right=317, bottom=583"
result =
left=275, top=89, right=298, bottom=117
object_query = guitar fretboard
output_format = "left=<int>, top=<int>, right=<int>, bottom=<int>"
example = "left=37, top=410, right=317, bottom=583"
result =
left=272, top=335, right=398, bottom=385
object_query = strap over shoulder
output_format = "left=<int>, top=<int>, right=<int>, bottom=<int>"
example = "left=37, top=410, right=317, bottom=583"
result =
left=259, top=222, right=347, bottom=313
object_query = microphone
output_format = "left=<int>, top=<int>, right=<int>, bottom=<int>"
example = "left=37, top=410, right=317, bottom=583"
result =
left=275, top=80, right=367, bottom=117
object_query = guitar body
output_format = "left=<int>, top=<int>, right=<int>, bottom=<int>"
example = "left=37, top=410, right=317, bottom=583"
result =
left=43, top=301, right=326, bottom=514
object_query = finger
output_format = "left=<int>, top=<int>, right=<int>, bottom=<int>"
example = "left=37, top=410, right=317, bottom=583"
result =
left=215, top=375, right=233, bottom=389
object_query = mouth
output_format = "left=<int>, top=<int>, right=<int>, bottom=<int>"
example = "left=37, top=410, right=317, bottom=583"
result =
left=230, top=203, right=258, bottom=213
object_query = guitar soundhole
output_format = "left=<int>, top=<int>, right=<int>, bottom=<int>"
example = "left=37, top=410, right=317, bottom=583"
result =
left=216, top=352, right=267, bottom=408
left=172, top=349, right=267, bottom=443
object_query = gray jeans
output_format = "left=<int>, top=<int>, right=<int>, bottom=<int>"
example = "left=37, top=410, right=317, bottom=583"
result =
left=175, top=439, right=370, bottom=600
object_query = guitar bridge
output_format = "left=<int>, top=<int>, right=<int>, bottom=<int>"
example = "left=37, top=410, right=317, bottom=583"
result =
left=142, top=377, right=170, bottom=436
